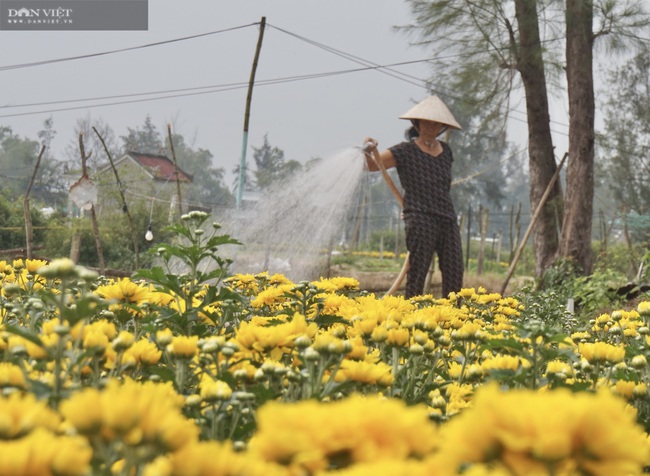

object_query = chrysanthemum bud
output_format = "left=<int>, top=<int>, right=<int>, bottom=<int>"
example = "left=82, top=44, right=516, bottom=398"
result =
left=2, top=284, right=20, bottom=297
left=437, top=335, right=451, bottom=346
left=632, top=355, right=648, bottom=369
left=54, top=324, right=70, bottom=336
left=294, top=335, right=311, bottom=348
left=634, top=383, right=648, bottom=398
left=409, top=344, right=424, bottom=355
left=37, top=258, right=79, bottom=279
left=185, top=395, right=202, bottom=407
left=303, top=347, right=320, bottom=361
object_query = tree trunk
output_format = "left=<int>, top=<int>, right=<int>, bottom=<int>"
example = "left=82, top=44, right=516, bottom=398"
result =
left=514, top=0, right=563, bottom=277
left=560, top=0, right=595, bottom=274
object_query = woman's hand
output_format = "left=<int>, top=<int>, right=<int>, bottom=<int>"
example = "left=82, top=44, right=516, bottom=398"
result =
left=362, top=137, right=378, bottom=152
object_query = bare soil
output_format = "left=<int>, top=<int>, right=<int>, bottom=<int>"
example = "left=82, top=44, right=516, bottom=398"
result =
left=329, top=264, right=534, bottom=298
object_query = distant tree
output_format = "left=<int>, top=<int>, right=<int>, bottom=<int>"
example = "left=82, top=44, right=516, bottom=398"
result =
left=0, top=126, right=40, bottom=199
left=33, top=117, right=67, bottom=207
left=0, top=190, right=46, bottom=250
left=64, top=115, right=120, bottom=173
left=251, top=134, right=302, bottom=190
left=402, top=0, right=649, bottom=277
left=402, top=0, right=562, bottom=276
left=444, top=97, right=511, bottom=213
left=599, top=48, right=650, bottom=216
left=164, top=131, right=234, bottom=208
left=120, top=115, right=164, bottom=154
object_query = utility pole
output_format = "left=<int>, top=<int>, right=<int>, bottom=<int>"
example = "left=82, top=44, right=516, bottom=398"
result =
left=236, top=16, right=266, bottom=208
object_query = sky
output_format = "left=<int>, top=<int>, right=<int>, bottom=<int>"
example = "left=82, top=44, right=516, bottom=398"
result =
left=0, top=0, right=450, bottom=187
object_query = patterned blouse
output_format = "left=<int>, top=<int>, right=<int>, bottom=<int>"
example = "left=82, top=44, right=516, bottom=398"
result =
left=389, top=140, right=456, bottom=220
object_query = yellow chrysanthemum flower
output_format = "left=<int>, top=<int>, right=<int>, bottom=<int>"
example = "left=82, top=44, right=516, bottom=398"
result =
left=438, top=383, right=650, bottom=475
left=544, top=359, right=574, bottom=378
left=250, top=284, right=294, bottom=308
left=638, top=301, right=650, bottom=316
left=124, top=338, right=163, bottom=365
left=612, top=380, right=636, bottom=400
left=235, top=313, right=317, bottom=359
left=168, top=335, right=199, bottom=359
left=82, top=330, right=110, bottom=353
left=24, top=258, right=48, bottom=274
left=249, top=394, right=438, bottom=473
left=60, top=387, right=103, bottom=434
left=481, top=354, right=530, bottom=373
left=386, top=326, right=410, bottom=347
left=157, top=440, right=288, bottom=476
left=71, top=318, right=117, bottom=341
left=0, top=428, right=91, bottom=476
left=333, top=359, right=394, bottom=386
left=311, top=276, right=360, bottom=293
left=0, top=362, right=26, bottom=389
left=95, top=278, right=152, bottom=305
left=579, top=341, right=625, bottom=364
left=0, top=392, right=61, bottom=438
left=199, top=375, right=233, bottom=402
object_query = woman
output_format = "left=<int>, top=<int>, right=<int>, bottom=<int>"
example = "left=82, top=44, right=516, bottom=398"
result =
left=364, top=95, right=464, bottom=298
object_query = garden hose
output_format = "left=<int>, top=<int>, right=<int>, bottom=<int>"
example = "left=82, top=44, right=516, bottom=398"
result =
left=363, top=142, right=409, bottom=296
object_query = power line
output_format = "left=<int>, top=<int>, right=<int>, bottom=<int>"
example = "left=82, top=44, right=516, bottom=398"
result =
left=0, top=59, right=434, bottom=119
left=266, top=23, right=569, bottom=135
left=267, top=23, right=428, bottom=88
left=0, top=23, right=257, bottom=72
left=0, top=19, right=571, bottom=135
left=0, top=59, right=430, bottom=111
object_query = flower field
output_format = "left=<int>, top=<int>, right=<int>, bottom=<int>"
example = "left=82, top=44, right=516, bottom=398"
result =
left=2, top=211, right=650, bottom=475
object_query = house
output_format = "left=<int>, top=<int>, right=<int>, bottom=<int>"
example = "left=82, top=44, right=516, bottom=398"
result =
left=94, top=151, right=193, bottom=218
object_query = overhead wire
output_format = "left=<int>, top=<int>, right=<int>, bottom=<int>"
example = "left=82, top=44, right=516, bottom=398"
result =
left=0, top=19, right=571, bottom=136
left=0, top=59, right=431, bottom=116
left=0, top=23, right=258, bottom=72
left=267, top=23, right=428, bottom=88
left=267, top=23, right=569, bottom=136
left=0, top=19, right=638, bottom=238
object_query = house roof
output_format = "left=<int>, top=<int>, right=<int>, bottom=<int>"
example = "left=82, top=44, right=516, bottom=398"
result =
left=126, top=151, right=193, bottom=183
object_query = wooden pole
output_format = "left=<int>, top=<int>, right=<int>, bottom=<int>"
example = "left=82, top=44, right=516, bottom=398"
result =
left=93, top=127, right=140, bottom=269
left=465, top=205, right=472, bottom=270
left=79, top=133, right=105, bottom=274
left=368, top=146, right=403, bottom=207
left=500, top=152, right=568, bottom=295
left=365, top=144, right=408, bottom=295
left=477, top=205, right=488, bottom=276
left=236, top=16, right=266, bottom=208
left=167, top=124, right=184, bottom=218
left=23, top=145, right=45, bottom=259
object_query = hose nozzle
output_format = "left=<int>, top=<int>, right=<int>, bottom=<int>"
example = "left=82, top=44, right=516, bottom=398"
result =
left=361, top=141, right=376, bottom=152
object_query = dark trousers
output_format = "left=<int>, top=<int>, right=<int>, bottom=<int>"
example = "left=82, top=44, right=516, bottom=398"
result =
left=404, top=214, right=464, bottom=298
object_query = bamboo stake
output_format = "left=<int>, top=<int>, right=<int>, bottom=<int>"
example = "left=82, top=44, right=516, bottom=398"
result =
left=236, top=16, right=266, bottom=208
left=500, top=152, right=568, bottom=295
left=23, top=145, right=45, bottom=259
left=167, top=124, right=183, bottom=218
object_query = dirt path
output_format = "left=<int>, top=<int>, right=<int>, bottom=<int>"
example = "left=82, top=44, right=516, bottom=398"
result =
left=328, top=264, right=532, bottom=297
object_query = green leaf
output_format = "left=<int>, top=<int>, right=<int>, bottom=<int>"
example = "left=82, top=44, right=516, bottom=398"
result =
left=314, top=314, right=349, bottom=327
left=147, top=365, right=176, bottom=383
left=3, top=324, right=44, bottom=348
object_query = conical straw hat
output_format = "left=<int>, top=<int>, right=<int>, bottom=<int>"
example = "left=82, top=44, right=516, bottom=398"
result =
left=399, top=95, right=462, bottom=130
